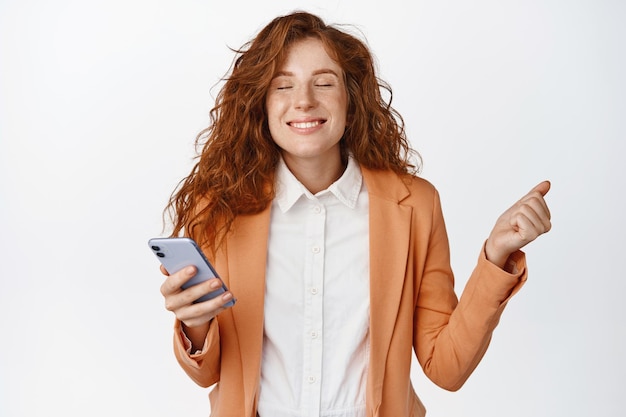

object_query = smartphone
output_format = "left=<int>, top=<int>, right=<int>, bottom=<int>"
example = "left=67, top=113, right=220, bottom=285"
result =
left=148, top=237, right=235, bottom=307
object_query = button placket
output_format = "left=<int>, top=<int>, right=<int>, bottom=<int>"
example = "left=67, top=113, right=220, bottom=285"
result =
left=303, top=199, right=325, bottom=417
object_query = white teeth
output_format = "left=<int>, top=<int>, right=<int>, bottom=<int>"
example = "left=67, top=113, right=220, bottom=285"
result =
left=291, top=121, right=321, bottom=129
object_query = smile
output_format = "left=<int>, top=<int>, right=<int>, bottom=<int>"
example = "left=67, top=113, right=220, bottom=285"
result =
left=288, top=120, right=325, bottom=129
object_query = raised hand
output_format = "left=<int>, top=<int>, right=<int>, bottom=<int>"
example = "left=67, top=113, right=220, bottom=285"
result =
left=485, top=181, right=552, bottom=269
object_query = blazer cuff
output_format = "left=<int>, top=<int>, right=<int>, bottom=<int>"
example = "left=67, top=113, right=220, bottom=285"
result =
left=173, top=319, right=218, bottom=363
left=476, top=241, right=528, bottom=304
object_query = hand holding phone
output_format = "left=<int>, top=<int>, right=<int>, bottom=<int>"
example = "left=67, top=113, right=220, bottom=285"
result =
left=149, top=237, right=236, bottom=307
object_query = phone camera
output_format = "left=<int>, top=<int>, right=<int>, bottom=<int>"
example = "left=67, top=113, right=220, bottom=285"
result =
left=151, top=245, right=161, bottom=251
left=156, top=252, right=165, bottom=258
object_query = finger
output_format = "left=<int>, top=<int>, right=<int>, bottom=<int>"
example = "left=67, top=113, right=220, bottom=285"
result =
left=509, top=212, right=543, bottom=246
left=176, top=278, right=225, bottom=307
left=175, top=291, right=235, bottom=326
left=163, top=277, right=226, bottom=312
left=528, top=180, right=551, bottom=198
left=160, top=266, right=197, bottom=297
left=160, top=265, right=170, bottom=276
left=514, top=204, right=551, bottom=237
left=520, top=192, right=552, bottom=225
left=518, top=182, right=551, bottom=219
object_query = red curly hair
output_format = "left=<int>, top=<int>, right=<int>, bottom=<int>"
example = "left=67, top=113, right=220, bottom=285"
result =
left=166, top=11, right=420, bottom=253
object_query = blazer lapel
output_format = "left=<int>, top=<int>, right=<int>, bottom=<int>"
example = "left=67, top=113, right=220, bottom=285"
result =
left=362, top=168, right=412, bottom=407
left=225, top=204, right=271, bottom=414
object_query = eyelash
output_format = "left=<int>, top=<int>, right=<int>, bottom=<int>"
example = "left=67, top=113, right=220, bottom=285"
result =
left=275, top=83, right=333, bottom=90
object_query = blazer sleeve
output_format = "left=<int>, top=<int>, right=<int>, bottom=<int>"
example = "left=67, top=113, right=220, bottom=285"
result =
left=173, top=317, right=222, bottom=388
left=413, top=189, right=527, bottom=391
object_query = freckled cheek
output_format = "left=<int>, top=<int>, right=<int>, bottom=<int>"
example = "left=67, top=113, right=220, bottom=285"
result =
left=265, top=112, right=287, bottom=142
left=265, top=99, right=281, bottom=134
left=266, top=118, right=281, bottom=141
left=266, top=96, right=289, bottom=119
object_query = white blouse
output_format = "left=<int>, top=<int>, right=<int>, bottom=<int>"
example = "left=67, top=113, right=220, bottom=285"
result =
left=258, top=156, right=370, bottom=417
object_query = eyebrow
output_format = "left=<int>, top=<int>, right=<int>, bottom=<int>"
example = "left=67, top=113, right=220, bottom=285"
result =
left=273, top=69, right=340, bottom=78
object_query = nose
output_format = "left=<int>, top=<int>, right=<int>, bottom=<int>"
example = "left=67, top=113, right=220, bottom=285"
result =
left=294, top=84, right=316, bottom=111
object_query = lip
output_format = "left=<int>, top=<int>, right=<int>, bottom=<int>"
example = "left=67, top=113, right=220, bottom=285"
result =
left=287, top=117, right=327, bottom=132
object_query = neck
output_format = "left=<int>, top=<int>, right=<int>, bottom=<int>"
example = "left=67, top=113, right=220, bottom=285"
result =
left=282, top=152, right=347, bottom=194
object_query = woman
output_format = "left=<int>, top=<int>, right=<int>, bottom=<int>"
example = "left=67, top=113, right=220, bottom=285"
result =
left=159, top=11, right=551, bottom=417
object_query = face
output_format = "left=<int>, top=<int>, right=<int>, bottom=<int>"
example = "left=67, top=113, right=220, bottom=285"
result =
left=266, top=37, right=348, bottom=169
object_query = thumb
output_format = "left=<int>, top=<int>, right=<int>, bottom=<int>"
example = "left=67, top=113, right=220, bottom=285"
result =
left=530, top=180, right=551, bottom=197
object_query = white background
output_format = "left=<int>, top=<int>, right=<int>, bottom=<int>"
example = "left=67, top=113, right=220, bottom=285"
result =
left=1, top=0, right=624, bottom=416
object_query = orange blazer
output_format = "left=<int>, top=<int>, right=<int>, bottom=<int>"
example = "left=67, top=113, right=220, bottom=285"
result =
left=172, top=167, right=527, bottom=417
